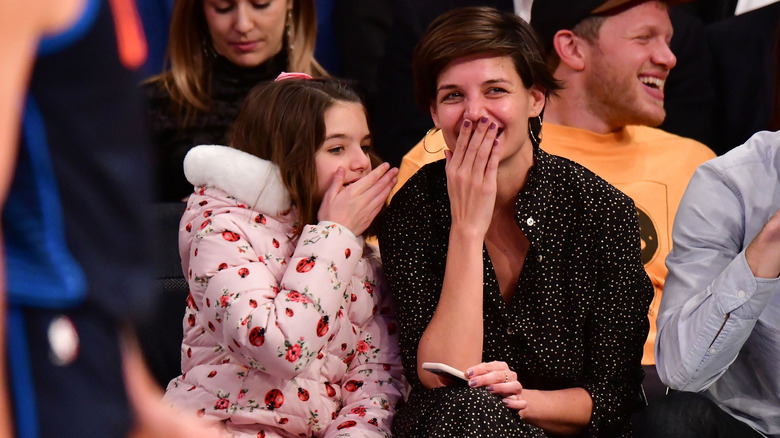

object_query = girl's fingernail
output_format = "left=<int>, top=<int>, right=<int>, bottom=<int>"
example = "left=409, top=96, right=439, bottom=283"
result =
left=468, top=379, right=477, bottom=387
left=463, top=120, right=471, bottom=128
left=467, top=369, right=474, bottom=377
left=489, top=122, right=496, bottom=130
left=493, top=139, right=499, bottom=147
left=480, top=116, right=488, bottom=124
left=486, top=385, right=494, bottom=392
left=502, top=399, right=510, bottom=405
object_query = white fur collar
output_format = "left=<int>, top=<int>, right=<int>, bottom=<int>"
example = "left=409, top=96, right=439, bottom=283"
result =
left=183, top=145, right=291, bottom=213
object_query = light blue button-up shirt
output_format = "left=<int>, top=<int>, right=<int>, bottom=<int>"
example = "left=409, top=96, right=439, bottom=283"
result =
left=656, top=130, right=780, bottom=437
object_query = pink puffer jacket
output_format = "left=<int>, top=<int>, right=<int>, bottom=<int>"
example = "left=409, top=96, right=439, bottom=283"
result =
left=163, top=145, right=405, bottom=438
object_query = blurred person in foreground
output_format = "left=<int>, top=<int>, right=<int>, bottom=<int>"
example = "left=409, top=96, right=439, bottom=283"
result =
left=0, top=0, right=223, bottom=436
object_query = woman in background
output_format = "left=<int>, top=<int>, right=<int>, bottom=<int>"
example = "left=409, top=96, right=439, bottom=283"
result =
left=144, top=0, right=324, bottom=201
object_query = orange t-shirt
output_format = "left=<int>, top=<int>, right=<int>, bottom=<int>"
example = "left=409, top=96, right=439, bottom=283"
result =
left=393, top=124, right=716, bottom=365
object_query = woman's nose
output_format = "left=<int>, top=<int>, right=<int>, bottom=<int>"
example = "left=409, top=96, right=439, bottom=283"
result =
left=234, top=5, right=253, bottom=34
left=463, top=102, right=487, bottom=125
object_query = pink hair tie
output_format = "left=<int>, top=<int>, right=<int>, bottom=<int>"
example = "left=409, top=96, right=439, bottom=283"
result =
left=275, top=72, right=313, bottom=81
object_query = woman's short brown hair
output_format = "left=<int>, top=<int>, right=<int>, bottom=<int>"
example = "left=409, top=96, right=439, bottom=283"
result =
left=230, top=78, right=382, bottom=237
left=412, top=7, right=560, bottom=111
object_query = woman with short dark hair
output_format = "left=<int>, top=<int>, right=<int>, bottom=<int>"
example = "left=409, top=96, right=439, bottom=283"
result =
left=380, top=7, right=653, bottom=437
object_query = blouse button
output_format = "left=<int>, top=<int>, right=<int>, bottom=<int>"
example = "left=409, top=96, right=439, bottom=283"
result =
left=526, top=217, right=535, bottom=226
left=737, top=290, right=746, bottom=299
left=507, top=327, right=515, bottom=335
left=537, top=255, right=543, bottom=262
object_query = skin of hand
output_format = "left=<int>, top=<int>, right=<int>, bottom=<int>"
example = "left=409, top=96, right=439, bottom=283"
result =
left=444, top=117, right=502, bottom=239
left=465, top=360, right=528, bottom=411
left=745, top=208, right=780, bottom=279
left=416, top=117, right=502, bottom=388
left=317, top=162, right=398, bottom=236
left=465, top=361, right=593, bottom=435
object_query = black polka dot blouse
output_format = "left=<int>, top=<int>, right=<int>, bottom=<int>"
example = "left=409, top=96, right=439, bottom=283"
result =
left=379, top=145, right=653, bottom=437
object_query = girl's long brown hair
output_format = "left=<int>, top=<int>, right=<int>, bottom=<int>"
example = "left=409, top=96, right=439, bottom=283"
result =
left=230, top=78, right=383, bottom=238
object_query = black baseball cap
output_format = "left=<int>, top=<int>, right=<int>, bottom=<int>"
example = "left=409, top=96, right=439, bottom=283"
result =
left=530, top=0, right=689, bottom=53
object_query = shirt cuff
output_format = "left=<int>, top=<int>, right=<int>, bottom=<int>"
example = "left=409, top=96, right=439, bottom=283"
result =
left=713, top=251, right=779, bottom=319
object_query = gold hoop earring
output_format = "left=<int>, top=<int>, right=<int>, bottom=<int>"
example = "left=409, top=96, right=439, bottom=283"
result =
left=423, top=127, right=444, bottom=154
left=285, top=9, right=294, bottom=52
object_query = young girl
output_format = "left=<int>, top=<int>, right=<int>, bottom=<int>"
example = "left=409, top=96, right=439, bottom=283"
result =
left=163, top=74, right=404, bottom=437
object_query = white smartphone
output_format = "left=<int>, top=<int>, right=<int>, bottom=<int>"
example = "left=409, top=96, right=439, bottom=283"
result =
left=422, top=362, right=467, bottom=382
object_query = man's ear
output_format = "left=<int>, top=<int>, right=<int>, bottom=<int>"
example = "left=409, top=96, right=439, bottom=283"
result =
left=553, top=29, right=586, bottom=71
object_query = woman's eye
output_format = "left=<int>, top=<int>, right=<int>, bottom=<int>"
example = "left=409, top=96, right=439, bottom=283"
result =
left=252, top=1, right=271, bottom=9
left=440, top=92, right=462, bottom=103
left=214, top=4, right=234, bottom=13
left=328, top=146, right=344, bottom=155
left=487, top=87, right=507, bottom=95
left=361, top=145, right=372, bottom=154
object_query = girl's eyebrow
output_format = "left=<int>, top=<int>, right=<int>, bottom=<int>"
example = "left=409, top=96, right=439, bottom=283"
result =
left=324, top=133, right=372, bottom=142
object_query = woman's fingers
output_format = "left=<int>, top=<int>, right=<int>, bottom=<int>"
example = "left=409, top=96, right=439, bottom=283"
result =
left=448, top=119, right=473, bottom=169
left=502, top=394, right=528, bottom=412
left=470, top=121, right=498, bottom=176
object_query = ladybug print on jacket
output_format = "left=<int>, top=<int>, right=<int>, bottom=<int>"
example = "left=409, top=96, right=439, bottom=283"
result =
left=255, top=214, right=266, bottom=225
left=345, top=248, right=351, bottom=259
left=264, top=388, right=284, bottom=410
left=238, top=267, right=250, bottom=278
left=368, top=418, right=378, bottom=426
left=285, top=308, right=293, bottom=317
left=272, top=238, right=280, bottom=248
left=344, top=380, right=363, bottom=392
left=222, top=231, right=240, bottom=242
left=249, top=326, right=265, bottom=346
left=324, top=382, right=336, bottom=397
left=297, top=387, right=310, bottom=402
left=218, top=262, right=228, bottom=271
left=337, top=420, right=357, bottom=430
left=296, top=256, right=316, bottom=273
left=316, top=316, right=329, bottom=337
